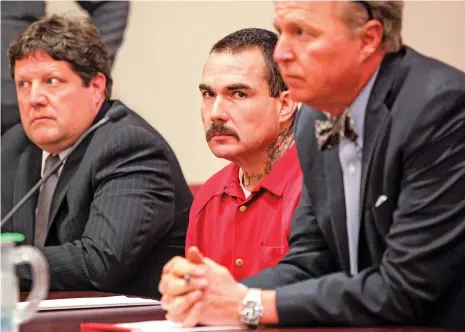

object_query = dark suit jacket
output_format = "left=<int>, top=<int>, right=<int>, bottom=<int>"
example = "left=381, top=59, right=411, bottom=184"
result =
left=1, top=100, right=192, bottom=298
left=243, top=46, right=465, bottom=329
left=1, top=1, right=129, bottom=134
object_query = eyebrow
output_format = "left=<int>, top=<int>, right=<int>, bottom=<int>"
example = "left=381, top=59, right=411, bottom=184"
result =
left=293, top=17, right=323, bottom=35
left=198, top=83, right=252, bottom=91
left=199, top=83, right=211, bottom=91
left=225, top=84, right=251, bottom=91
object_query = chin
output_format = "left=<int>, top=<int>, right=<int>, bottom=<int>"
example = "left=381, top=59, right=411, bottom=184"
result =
left=209, top=145, right=241, bottom=161
left=29, top=131, right=62, bottom=148
left=288, top=88, right=311, bottom=104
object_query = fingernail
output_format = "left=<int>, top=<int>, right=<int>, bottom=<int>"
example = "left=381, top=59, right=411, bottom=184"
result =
left=195, top=267, right=207, bottom=275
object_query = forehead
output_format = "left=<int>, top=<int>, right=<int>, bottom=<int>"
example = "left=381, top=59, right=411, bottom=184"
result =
left=14, top=50, right=72, bottom=77
left=201, top=49, right=268, bottom=88
left=273, top=1, right=339, bottom=27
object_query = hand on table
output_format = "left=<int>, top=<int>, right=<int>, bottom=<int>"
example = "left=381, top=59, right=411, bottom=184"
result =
left=159, top=246, right=248, bottom=327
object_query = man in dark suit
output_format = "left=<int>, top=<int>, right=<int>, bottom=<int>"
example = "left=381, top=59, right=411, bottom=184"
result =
left=1, top=1, right=130, bottom=135
left=158, top=1, right=465, bottom=329
left=1, top=14, right=192, bottom=298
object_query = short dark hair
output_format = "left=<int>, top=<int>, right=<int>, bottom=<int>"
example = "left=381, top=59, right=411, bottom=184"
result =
left=8, top=14, right=113, bottom=99
left=210, top=28, right=287, bottom=98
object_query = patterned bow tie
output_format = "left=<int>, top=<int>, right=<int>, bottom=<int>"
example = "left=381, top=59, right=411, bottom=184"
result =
left=314, top=110, right=358, bottom=151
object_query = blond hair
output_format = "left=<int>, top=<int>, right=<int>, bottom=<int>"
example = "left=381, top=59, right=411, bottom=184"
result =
left=339, top=1, right=404, bottom=53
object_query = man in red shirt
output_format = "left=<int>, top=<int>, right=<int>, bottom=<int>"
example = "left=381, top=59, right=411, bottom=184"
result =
left=186, top=28, right=302, bottom=280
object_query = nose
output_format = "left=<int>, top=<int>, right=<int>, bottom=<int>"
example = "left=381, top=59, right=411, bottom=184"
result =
left=29, top=82, right=47, bottom=107
left=210, top=97, right=229, bottom=122
left=273, top=35, right=294, bottom=63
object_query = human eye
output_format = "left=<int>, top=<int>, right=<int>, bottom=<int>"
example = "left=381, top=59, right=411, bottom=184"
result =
left=202, top=90, right=215, bottom=98
left=233, top=91, right=247, bottom=99
left=17, top=80, right=29, bottom=89
left=45, top=77, right=60, bottom=85
left=292, top=25, right=305, bottom=37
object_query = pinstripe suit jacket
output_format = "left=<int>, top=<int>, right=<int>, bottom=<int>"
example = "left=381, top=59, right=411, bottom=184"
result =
left=1, top=100, right=192, bottom=298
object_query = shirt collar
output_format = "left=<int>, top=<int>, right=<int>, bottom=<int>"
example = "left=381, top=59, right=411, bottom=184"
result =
left=41, top=148, right=70, bottom=177
left=346, top=66, right=380, bottom=145
left=220, top=144, right=299, bottom=198
left=238, top=168, right=252, bottom=198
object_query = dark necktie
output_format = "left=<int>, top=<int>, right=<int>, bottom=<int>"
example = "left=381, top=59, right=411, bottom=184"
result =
left=314, top=110, right=358, bottom=151
left=34, top=154, right=60, bottom=247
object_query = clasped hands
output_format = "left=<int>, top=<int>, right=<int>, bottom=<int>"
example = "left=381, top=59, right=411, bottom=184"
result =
left=158, top=246, right=248, bottom=327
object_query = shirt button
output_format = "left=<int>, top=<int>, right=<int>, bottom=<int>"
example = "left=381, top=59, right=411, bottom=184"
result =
left=239, top=205, right=247, bottom=212
left=348, top=164, right=356, bottom=173
left=236, top=258, right=244, bottom=267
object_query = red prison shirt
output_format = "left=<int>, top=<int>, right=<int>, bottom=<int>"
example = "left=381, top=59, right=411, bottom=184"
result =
left=186, top=145, right=303, bottom=280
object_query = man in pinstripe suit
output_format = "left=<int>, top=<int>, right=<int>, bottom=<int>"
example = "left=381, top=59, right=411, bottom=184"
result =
left=1, top=14, right=192, bottom=298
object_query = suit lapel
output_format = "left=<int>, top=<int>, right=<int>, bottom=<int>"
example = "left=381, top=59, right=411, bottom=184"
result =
left=47, top=100, right=113, bottom=229
left=47, top=140, right=88, bottom=230
left=324, top=148, right=351, bottom=272
left=359, top=103, right=390, bottom=215
left=359, top=49, right=408, bottom=217
left=12, top=144, right=41, bottom=245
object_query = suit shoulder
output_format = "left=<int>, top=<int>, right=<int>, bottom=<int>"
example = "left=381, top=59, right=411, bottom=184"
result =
left=1, top=123, right=31, bottom=156
left=390, top=48, right=465, bottom=153
left=294, top=105, right=320, bottom=141
left=402, top=47, right=465, bottom=95
left=93, top=103, right=172, bottom=153
left=294, top=105, right=321, bottom=167
left=190, top=163, right=236, bottom=216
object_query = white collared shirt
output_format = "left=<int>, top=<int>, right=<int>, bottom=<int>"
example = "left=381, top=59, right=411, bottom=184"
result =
left=41, top=148, right=71, bottom=177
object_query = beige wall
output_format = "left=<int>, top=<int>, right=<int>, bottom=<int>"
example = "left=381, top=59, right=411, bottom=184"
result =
left=47, top=1, right=465, bottom=184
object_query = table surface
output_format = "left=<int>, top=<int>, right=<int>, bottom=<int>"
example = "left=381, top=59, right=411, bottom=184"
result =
left=19, top=291, right=458, bottom=332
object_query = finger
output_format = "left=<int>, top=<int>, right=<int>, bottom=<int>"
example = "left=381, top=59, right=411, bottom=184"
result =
left=187, top=246, right=205, bottom=264
left=203, top=257, right=221, bottom=268
left=164, top=290, right=203, bottom=316
left=170, top=257, right=207, bottom=278
left=182, top=301, right=203, bottom=328
left=162, top=255, right=183, bottom=274
left=159, top=273, right=207, bottom=296
left=160, top=294, right=174, bottom=310
left=166, top=312, right=183, bottom=323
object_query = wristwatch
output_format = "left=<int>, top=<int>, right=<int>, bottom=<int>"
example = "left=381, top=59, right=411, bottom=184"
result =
left=239, top=288, right=263, bottom=327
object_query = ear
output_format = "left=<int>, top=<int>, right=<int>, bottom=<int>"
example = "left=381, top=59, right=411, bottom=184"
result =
left=277, top=90, right=298, bottom=129
left=358, top=20, right=384, bottom=62
left=89, top=72, right=107, bottom=108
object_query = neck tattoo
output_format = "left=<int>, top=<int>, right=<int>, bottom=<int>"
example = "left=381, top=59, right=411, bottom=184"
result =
left=242, top=120, right=295, bottom=191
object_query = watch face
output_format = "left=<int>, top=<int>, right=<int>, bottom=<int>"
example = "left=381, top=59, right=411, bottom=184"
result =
left=244, top=305, right=255, bottom=320
left=242, top=302, right=263, bottom=325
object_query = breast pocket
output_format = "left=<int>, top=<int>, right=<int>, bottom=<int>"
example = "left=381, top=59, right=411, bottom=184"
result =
left=371, top=195, right=393, bottom=237
left=259, top=243, right=287, bottom=269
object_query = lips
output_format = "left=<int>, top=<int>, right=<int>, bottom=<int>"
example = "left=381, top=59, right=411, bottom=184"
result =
left=31, top=116, right=55, bottom=123
left=210, top=133, right=231, bottom=137
left=283, top=74, right=303, bottom=80
left=207, top=133, right=237, bottom=141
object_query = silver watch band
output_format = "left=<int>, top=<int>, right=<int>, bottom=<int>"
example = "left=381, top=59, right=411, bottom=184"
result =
left=239, top=288, right=263, bottom=327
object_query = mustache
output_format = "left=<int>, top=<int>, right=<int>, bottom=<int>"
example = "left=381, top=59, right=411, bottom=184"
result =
left=205, top=123, right=239, bottom=141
